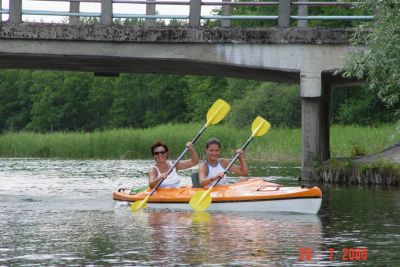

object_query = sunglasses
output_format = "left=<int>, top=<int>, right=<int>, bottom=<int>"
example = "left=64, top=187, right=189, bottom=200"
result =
left=153, top=150, right=167, bottom=155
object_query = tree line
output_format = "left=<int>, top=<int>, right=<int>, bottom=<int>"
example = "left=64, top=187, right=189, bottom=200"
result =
left=0, top=70, right=396, bottom=133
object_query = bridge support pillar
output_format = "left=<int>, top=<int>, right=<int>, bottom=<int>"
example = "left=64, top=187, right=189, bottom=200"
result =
left=300, top=75, right=330, bottom=181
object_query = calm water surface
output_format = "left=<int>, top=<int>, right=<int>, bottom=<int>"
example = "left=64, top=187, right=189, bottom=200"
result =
left=0, top=159, right=399, bottom=266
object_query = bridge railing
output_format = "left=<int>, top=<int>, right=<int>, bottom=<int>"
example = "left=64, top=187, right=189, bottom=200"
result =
left=0, top=0, right=373, bottom=27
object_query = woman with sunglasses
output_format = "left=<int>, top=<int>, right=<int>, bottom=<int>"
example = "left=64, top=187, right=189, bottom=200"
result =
left=149, top=141, right=199, bottom=189
left=199, top=138, right=248, bottom=188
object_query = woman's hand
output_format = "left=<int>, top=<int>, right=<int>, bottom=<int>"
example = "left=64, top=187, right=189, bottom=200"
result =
left=159, top=172, right=168, bottom=180
left=236, top=148, right=244, bottom=158
left=186, top=141, right=194, bottom=152
left=211, top=172, right=225, bottom=182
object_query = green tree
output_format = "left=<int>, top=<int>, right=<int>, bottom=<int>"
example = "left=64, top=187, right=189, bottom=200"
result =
left=227, top=83, right=301, bottom=128
left=142, top=75, right=189, bottom=127
left=184, top=76, right=229, bottom=122
left=0, top=70, right=33, bottom=131
left=344, top=0, right=400, bottom=117
left=109, top=74, right=149, bottom=128
left=86, top=77, right=115, bottom=130
left=27, top=71, right=66, bottom=131
left=331, top=86, right=398, bottom=125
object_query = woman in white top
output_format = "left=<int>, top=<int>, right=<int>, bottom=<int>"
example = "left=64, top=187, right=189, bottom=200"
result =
left=149, top=140, right=199, bottom=189
left=199, top=138, right=248, bottom=188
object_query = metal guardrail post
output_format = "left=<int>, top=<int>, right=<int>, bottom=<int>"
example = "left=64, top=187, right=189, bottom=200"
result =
left=189, top=0, right=201, bottom=27
left=145, top=0, right=156, bottom=26
left=278, top=0, right=290, bottom=28
left=10, top=0, right=22, bottom=23
left=297, top=0, right=308, bottom=27
left=101, top=0, right=113, bottom=25
left=0, top=0, right=2, bottom=24
left=69, top=1, right=80, bottom=25
left=221, top=0, right=231, bottom=27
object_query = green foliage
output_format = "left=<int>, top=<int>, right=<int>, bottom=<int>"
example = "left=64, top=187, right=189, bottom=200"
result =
left=317, top=158, right=400, bottom=185
left=0, top=70, right=33, bottom=131
left=228, top=0, right=278, bottom=28
left=344, top=0, right=400, bottom=115
left=0, top=68, right=396, bottom=133
left=168, top=19, right=187, bottom=27
left=79, top=17, right=100, bottom=25
left=330, top=124, right=397, bottom=158
left=331, top=86, right=398, bottom=125
left=306, top=0, right=369, bottom=28
left=227, top=83, right=301, bottom=128
left=0, top=123, right=396, bottom=161
left=184, top=76, right=229, bottom=122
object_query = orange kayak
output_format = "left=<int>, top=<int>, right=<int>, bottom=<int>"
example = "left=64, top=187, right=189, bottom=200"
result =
left=113, top=178, right=322, bottom=214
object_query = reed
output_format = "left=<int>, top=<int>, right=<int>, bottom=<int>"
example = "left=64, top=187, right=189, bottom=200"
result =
left=0, top=123, right=397, bottom=161
left=315, top=159, right=400, bottom=185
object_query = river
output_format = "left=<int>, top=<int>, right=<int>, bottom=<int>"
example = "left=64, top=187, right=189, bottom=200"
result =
left=0, top=159, right=399, bottom=266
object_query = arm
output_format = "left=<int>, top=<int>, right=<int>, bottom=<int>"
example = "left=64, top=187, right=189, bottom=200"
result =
left=220, top=149, right=249, bottom=176
left=149, top=167, right=165, bottom=189
left=199, top=162, right=224, bottom=187
left=176, top=142, right=199, bottom=170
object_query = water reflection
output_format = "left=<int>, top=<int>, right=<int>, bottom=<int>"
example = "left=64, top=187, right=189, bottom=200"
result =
left=143, top=210, right=322, bottom=265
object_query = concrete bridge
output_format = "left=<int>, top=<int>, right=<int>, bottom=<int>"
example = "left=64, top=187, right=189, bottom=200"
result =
left=0, top=0, right=369, bottom=180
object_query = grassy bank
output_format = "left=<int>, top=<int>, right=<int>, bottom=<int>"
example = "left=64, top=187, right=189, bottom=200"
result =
left=314, top=160, right=400, bottom=185
left=0, top=123, right=397, bottom=161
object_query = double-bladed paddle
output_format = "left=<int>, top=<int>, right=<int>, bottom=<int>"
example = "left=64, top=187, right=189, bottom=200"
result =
left=189, top=116, right=271, bottom=212
left=130, top=99, right=231, bottom=212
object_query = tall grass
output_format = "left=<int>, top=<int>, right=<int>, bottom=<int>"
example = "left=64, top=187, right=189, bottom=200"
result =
left=0, top=123, right=397, bottom=161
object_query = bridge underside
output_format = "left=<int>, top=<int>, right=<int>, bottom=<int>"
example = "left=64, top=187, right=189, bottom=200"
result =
left=0, top=53, right=300, bottom=83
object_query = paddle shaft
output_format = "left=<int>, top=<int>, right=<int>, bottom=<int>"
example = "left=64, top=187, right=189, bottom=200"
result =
left=149, top=125, right=207, bottom=197
left=213, top=135, right=254, bottom=186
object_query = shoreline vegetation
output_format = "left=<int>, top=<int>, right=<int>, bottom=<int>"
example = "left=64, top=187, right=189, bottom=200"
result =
left=0, top=123, right=397, bottom=162
left=314, top=159, right=400, bottom=186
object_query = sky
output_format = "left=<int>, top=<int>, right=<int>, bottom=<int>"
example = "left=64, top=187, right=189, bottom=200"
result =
left=1, top=0, right=222, bottom=22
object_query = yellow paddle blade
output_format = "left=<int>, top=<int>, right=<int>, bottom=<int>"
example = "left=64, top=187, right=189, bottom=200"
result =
left=130, top=195, right=149, bottom=212
left=205, top=99, right=230, bottom=126
left=189, top=190, right=212, bottom=212
left=251, top=116, right=271, bottom=137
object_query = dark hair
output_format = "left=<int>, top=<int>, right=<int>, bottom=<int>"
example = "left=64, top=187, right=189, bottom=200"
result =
left=206, top=138, right=221, bottom=149
left=151, top=141, right=169, bottom=155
